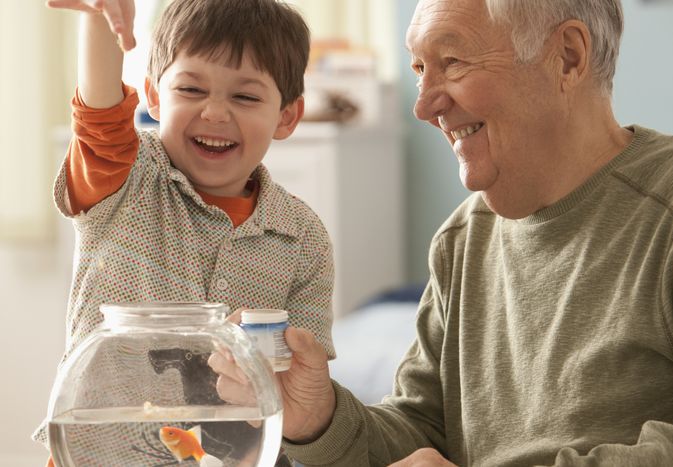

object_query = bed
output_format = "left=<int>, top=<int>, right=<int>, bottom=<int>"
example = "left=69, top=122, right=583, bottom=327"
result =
left=328, top=285, right=423, bottom=405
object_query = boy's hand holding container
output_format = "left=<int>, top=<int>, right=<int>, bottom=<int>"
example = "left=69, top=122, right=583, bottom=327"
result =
left=208, top=311, right=336, bottom=443
left=208, top=308, right=291, bottom=407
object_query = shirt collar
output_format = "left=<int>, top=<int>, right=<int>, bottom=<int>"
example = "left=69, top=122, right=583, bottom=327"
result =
left=149, top=131, right=300, bottom=238
left=251, top=164, right=300, bottom=238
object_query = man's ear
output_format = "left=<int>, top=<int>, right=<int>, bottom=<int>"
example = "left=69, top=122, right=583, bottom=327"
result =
left=273, top=96, right=305, bottom=140
left=144, top=77, right=160, bottom=121
left=553, top=19, right=591, bottom=92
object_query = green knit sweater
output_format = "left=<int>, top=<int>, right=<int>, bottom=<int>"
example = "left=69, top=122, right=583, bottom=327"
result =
left=284, top=125, right=673, bottom=467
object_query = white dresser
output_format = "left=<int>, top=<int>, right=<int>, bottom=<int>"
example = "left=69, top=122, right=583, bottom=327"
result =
left=264, top=120, right=405, bottom=318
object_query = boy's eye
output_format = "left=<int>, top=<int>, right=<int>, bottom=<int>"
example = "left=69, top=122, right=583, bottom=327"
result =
left=177, top=87, right=204, bottom=94
left=234, top=94, right=261, bottom=102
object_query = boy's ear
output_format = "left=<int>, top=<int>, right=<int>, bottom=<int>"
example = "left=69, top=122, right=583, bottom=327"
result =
left=144, top=77, right=161, bottom=121
left=273, top=96, right=305, bottom=140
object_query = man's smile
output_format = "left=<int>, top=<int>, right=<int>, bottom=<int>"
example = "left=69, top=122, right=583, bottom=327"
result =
left=450, top=122, right=484, bottom=141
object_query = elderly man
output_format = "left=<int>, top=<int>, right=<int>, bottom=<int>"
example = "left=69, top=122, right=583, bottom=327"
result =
left=212, top=0, right=673, bottom=465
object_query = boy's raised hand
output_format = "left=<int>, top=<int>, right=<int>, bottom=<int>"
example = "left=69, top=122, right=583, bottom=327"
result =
left=46, top=0, right=136, bottom=51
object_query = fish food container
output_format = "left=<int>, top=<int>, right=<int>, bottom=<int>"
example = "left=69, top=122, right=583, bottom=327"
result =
left=47, top=302, right=282, bottom=467
left=241, top=309, right=292, bottom=372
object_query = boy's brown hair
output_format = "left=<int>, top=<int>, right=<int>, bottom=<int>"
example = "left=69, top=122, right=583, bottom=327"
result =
left=148, top=0, right=310, bottom=108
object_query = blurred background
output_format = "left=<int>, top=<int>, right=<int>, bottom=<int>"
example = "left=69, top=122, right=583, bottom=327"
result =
left=1, top=0, right=672, bottom=464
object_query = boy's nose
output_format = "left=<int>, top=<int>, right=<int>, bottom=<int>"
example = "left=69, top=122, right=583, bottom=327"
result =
left=201, top=100, right=232, bottom=123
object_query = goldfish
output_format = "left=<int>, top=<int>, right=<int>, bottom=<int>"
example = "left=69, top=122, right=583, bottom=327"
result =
left=159, top=425, right=223, bottom=467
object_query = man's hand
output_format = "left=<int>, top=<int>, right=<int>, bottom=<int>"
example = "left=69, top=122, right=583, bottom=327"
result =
left=388, top=448, right=459, bottom=467
left=46, top=0, right=136, bottom=51
left=277, top=327, right=335, bottom=443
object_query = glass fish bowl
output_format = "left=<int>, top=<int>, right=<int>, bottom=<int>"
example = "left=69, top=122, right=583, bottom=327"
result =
left=47, top=302, right=282, bottom=467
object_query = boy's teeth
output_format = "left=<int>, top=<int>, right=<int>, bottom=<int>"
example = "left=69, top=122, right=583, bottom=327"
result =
left=451, top=123, right=483, bottom=141
left=194, top=136, right=235, bottom=147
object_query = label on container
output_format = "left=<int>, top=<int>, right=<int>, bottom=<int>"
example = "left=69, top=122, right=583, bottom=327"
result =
left=241, top=321, right=292, bottom=372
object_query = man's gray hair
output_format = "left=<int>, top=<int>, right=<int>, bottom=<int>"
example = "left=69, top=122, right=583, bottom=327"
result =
left=485, top=0, right=623, bottom=94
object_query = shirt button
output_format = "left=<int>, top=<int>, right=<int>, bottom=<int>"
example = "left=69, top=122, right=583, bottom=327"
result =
left=216, top=278, right=228, bottom=291
left=97, top=258, right=105, bottom=270
left=223, top=238, right=233, bottom=250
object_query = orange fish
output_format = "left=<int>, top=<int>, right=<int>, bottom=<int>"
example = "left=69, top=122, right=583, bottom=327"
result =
left=159, top=425, right=222, bottom=467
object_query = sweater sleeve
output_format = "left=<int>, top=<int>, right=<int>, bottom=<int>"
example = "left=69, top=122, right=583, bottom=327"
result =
left=282, top=276, right=448, bottom=466
left=543, top=421, right=673, bottom=466
left=66, top=84, right=140, bottom=214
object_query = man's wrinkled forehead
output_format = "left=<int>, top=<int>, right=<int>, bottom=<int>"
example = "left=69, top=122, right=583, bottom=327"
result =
left=406, top=0, right=489, bottom=51
left=409, top=0, right=449, bottom=29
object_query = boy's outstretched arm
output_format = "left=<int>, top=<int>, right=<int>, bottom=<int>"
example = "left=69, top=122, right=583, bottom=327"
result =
left=46, top=0, right=139, bottom=214
left=47, top=0, right=135, bottom=108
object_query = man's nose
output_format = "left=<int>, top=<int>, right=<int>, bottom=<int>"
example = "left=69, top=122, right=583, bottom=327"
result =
left=201, top=99, right=232, bottom=123
left=413, top=75, right=451, bottom=123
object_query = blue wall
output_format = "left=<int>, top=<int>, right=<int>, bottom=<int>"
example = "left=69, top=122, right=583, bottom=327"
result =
left=395, top=0, right=470, bottom=283
left=397, top=0, right=673, bottom=284
left=613, top=0, right=673, bottom=133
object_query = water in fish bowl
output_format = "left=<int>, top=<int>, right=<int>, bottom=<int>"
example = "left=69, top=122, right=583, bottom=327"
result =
left=49, top=403, right=282, bottom=466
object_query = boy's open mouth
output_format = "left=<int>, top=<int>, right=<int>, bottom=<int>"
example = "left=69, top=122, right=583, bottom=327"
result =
left=193, top=136, right=239, bottom=153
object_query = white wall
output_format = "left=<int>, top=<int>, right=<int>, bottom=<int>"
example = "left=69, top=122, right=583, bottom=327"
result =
left=0, top=134, right=74, bottom=467
left=0, top=245, right=70, bottom=465
left=287, top=0, right=399, bottom=82
left=0, top=178, right=73, bottom=464
left=0, top=3, right=75, bottom=464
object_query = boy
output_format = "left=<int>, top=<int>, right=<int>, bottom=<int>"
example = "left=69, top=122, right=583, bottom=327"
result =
left=37, top=0, right=335, bottom=464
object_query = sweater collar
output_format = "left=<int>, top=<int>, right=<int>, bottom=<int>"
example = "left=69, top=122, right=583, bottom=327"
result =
left=515, top=125, right=649, bottom=225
